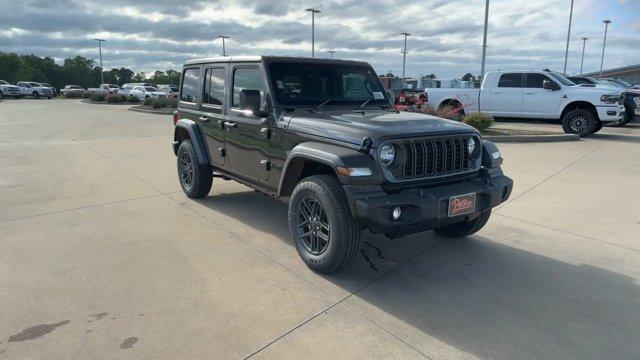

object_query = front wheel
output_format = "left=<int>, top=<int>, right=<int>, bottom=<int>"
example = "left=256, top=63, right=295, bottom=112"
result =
left=33, top=91, right=40, bottom=99
left=176, top=140, right=213, bottom=198
left=288, top=175, right=361, bottom=274
left=434, top=210, right=491, bottom=238
left=562, top=109, right=597, bottom=137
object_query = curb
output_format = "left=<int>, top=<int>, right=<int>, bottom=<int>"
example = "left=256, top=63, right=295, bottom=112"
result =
left=80, top=99, right=131, bottom=105
left=128, top=106, right=174, bottom=115
left=483, top=134, right=579, bottom=143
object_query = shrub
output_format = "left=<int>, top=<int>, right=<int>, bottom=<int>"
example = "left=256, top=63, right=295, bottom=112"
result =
left=89, top=92, right=105, bottom=102
left=152, top=98, right=167, bottom=109
left=420, top=104, right=464, bottom=120
left=127, top=96, right=140, bottom=103
left=462, top=112, right=494, bottom=133
left=105, top=93, right=122, bottom=103
left=64, top=91, right=83, bottom=98
left=166, top=97, right=178, bottom=108
left=82, top=91, right=91, bottom=99
left=143, top=97, right=153, bottom=106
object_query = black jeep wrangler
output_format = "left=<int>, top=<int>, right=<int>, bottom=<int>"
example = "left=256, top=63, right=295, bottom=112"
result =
left=172, top=56, right=513, bottom=273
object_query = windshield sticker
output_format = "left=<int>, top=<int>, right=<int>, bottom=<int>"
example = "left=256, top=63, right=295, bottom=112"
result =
left=373, top=91, right=384, bottom=99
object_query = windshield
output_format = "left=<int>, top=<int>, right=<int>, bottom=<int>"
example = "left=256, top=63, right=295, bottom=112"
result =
left=30, top=82, right=43, bottom=87
left=144, top=86, right=159, bottom=92
left=547, top=72, right=575, bottom=86
left=0, top=80, right=8, bottom=85
left=268, top=62, right=389, bottom=107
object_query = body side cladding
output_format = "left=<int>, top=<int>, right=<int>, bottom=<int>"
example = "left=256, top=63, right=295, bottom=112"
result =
left=172, top=119, right=210, bottom=165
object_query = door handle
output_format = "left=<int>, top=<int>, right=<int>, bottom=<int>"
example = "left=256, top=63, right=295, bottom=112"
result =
left=198, top=116, right=210, bottom=123
left=492, top=91, right=502, bottom=94
left=524, top=92, right=534, bottom=95
left=224, top=121, right=238, bottom=129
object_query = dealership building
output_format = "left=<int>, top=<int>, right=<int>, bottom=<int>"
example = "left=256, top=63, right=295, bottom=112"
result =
left=582, top=64, right=640, bottom=84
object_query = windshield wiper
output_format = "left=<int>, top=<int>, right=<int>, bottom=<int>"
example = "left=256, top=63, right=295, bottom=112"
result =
left=359, top=99, right=371, bottom=109
left=313, top=98, right=334, bottom=112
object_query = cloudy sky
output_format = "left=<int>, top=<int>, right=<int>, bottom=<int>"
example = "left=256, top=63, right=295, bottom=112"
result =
left=2, top=0, right=639, bottom=78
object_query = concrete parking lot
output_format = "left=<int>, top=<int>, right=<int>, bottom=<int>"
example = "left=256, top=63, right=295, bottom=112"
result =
left=1, top=99, right=639, bottom=359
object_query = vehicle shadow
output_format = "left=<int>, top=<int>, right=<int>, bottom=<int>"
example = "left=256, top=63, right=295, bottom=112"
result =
left=589, top=132, right=640, bottom=143
left=193, top=187, right=640, bottom=359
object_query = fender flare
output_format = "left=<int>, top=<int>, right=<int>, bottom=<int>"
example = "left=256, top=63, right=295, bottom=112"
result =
left=277, top=142, right=382, bottom=197
left=172, top=119, right=210, bottom=165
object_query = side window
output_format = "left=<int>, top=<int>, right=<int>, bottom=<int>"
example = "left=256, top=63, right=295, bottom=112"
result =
left=232, top=68, right=265, bottom=108
left=180, top=68, right=201, bottom=103
left=525, top=73, right=552, bottom=88
left=203, top=67, right=226, bottom=106
left=497, top=73, right=522, bottom=88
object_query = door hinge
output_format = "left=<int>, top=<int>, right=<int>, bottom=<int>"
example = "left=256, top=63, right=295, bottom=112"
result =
left=260, top=128, right=271, bottom=139
left=260, top=160, right=271, bottom=171
left=218, top=148, right=226, bottom=157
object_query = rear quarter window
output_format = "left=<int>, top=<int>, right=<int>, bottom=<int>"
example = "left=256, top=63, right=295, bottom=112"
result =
left=181, top=68, right=202, bottom=103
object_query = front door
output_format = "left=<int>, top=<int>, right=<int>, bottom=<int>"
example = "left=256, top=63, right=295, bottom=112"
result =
left=521, top=73, right=562, bottom=117
left=199, top=65, right=228, bottom=166
left=224, top=65, right=270, bottom=181
left=491, top=73, right=524, bottom=116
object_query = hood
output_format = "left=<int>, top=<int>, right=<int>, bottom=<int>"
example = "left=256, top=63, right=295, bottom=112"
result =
left=568, top=85, right=621, bottom=96
left=286, top=109, right=477, bottom=147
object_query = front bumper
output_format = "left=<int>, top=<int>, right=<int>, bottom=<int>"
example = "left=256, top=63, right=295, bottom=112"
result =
left=596, top=105, right=624, bottom=123
left=344, top=168, right=513, bottom=236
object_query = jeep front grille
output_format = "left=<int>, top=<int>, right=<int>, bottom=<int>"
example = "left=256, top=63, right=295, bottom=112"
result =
left=391, top=136, right=477, bottom=180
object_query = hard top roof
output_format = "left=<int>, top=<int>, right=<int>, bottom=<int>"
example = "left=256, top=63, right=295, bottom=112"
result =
left=184, top=55, right=371, bottom=67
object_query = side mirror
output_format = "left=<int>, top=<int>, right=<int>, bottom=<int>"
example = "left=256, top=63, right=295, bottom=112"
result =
left=542, top=79, right=557, bottom=91
left=239, top=89, right=268, bottom=117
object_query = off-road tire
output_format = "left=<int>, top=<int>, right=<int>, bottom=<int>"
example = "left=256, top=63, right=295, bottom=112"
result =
left=562, top=109, right=597, bottom=137
left=176, top=139, right=213, bottom=198
left=434, top=210, right=491, bottom=238
left=288, top=175, right=361, bottom=274
left=592, top=121, right=603, bottom=134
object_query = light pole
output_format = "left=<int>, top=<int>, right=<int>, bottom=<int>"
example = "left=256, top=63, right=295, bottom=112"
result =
left=401, top=32, right=410, bottom=79
left=580, top=37, right=588, bottom=75
left=599, top=20, right=611, bottom=77
left=93, top=39, right=106, bottom=85
left=562, top=0, right=574, bottom=75
left=217, top=35, right=230, bottom=56
left=480, top=0, right=490, bottom=80
left=327, top=50, right=335, bottom=58
left=305, top=8, right=321, bottom=57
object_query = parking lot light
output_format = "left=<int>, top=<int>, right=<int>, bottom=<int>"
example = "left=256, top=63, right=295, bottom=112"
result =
left=217, top=35, right=230, bottom=57
left=600, top=20, right=611, bottom=77
left=580, top=37, right=588, bottom=75
left=305, top=8, right=321, bottom=58
left=93, top=39, right=106, bottom=85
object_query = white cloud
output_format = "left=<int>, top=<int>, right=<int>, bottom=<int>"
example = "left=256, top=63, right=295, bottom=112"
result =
left=2, top=0, right=638, bottom=78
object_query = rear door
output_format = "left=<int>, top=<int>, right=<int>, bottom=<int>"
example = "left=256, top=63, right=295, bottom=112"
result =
left=490, top=73, right=524, bottom=116
left=199, top=64, right=228, bottom=166
left=521, top=73, right=561, bottom=117
left=224, top=64, right=270, bottom=181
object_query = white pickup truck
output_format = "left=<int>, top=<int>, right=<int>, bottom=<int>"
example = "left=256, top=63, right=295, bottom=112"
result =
left=88, top=84, right=120, bottom=95
left=0, top=80, right=21, bottom=99
left=425, top=70, right=625, bottom=136
left=16, top=82, right=54, bottom=99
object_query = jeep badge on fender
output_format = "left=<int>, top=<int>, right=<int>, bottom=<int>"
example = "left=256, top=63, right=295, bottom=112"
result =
left=172, top=56, right=513, bottom=274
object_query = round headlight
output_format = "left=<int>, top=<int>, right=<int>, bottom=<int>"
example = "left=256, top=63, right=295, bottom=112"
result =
left=379, top=144, right=395, bottom=166
left=468, top=137, right=476, bottom=155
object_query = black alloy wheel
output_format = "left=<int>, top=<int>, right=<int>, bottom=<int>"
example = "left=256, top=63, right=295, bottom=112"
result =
left=178, top=151, right=194, bottom=189
left=296, top=196, right=331, bottom=255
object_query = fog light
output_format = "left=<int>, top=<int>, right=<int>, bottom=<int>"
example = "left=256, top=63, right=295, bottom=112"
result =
left=392, top=206, right=402, bottom=220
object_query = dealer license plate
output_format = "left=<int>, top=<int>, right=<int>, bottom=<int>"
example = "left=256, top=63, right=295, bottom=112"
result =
left=448, top=193, right=476, bottom=217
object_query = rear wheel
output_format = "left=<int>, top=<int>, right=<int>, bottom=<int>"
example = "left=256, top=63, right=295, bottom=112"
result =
left=289, top=175, right=361, bottom=274
left=176, top=139, right=213, bottom=198
left=562, top=109, right=597, bottom=137
left=434, top=210, right=491, bottom=238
